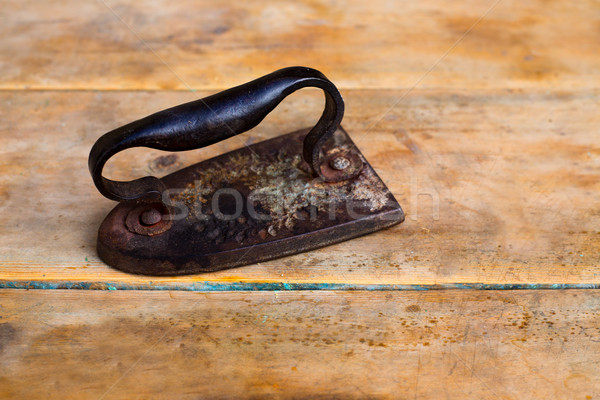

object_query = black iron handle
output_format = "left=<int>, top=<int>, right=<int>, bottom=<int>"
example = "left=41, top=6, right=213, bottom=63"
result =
left=89, top=66, right=345, bottom=202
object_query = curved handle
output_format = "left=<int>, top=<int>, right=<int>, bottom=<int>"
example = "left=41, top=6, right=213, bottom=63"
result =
left=89, top=66, right=345, bottom=202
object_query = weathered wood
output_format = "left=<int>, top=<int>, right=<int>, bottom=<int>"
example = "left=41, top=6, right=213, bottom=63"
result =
left=0, top=89, right=598, bottom=288
left=2, top=0, right=599, bottom=397
left=0, top=289, right=599, bottom=399
left=2, top=1, right=599, bottom=398
left=1, top=0, right=599, bottom=91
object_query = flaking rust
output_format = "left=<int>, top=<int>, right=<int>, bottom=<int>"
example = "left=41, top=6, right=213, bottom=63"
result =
left=176, top=128, right=392, bottom=240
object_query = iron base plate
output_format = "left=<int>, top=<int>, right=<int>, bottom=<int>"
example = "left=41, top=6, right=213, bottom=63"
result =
left=97, top=127, right=404, bottom=275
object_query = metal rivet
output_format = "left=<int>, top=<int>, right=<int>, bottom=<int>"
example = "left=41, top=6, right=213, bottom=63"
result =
left=140, top=208, right=162, bottom=226
left=330, top=156, right=350, bottom=170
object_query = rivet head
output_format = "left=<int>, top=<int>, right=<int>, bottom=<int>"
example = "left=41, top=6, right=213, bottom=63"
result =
left=330, top=156, right=350, bottom=170
left=320, top=150, right=364, bottom=182
left=140, top=208, right=162, bottom=226
left=126, top=203, right=172, bottom=236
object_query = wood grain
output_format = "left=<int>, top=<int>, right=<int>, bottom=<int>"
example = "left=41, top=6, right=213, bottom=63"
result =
left=2, top=1, right=599, bottom=398
left=1, top=289, right=599, bottom=399
left=2, top=1, right=600, bottom=397
left=0, top=89, right=598, bottom=288
left=1, top=0, right=599, bottom=91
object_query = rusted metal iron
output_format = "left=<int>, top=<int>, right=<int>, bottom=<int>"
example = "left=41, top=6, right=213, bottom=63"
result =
left=89, top=67, right=404, bottom=275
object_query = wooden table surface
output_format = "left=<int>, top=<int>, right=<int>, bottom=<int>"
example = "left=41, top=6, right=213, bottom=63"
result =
left=0, top=0, right=599, bottom=398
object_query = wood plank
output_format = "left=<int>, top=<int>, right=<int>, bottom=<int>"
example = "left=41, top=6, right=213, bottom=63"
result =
left=1, top=0, right=599, bottom=91
left=0, top=89, right=598, bottom=288
left=0, top=289, right=599, bottom=399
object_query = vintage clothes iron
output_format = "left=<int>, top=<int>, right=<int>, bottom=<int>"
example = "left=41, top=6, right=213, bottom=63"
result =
left=89, top=67, right=404, bottom=275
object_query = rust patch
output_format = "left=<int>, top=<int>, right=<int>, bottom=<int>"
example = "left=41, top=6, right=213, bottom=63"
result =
left=177, top=140, right=388, bottom=236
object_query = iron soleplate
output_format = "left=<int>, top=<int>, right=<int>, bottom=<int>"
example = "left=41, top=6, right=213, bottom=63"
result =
left=97, top=127, right=404, bottom=275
